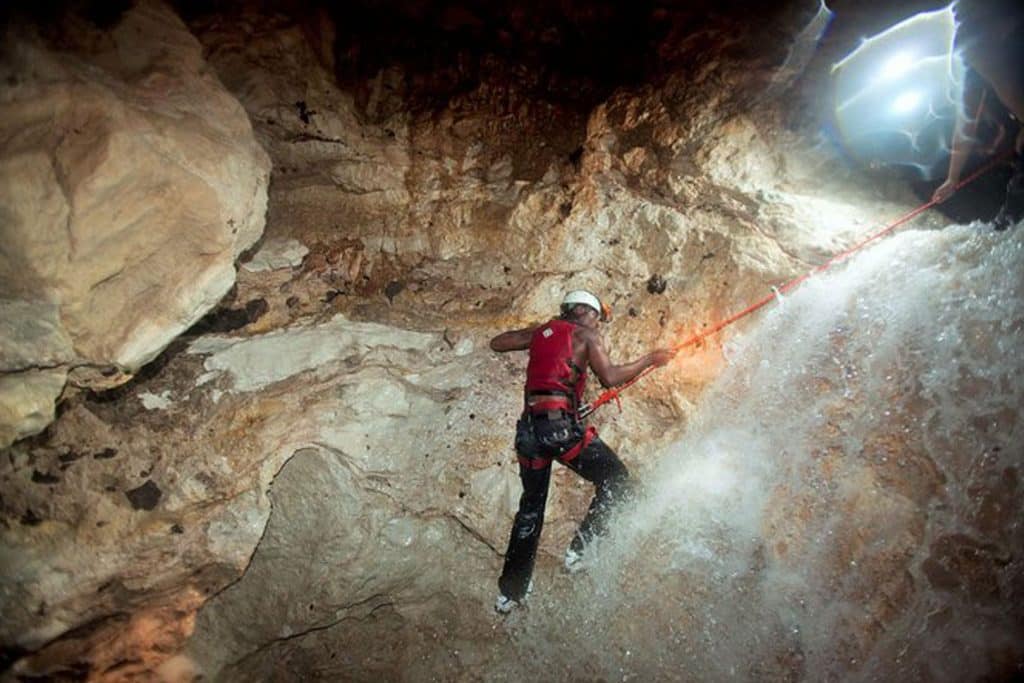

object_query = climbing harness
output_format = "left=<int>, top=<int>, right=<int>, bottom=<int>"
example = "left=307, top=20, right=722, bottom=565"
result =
left=517, top=318, right=599, bottom=468
left=580, top=153, right=1013, bottom=420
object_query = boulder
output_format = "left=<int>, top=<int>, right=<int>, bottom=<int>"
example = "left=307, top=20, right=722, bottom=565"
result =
left=0, top=0, right=270, bottom=447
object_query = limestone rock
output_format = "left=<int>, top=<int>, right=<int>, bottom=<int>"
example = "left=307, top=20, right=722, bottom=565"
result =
left=0, top=314, right=512, bottom=679
left=185, top=446, right=500, bottom=679
left=0, top=0, right=270, bottom=447
left=0, top=301, right=75, bottom=372
left=0, top=369, right=68, bottom=446
left=240, top=237, right=308, bottom=273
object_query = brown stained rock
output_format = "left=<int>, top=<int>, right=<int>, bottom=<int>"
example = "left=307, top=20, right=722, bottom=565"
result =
left=306, top=240, right=367, bottom=287
left=762, top=459, right=928, bottom=672
left=213, top=397, right=286, bottom=455
left=9, top=590, right=205, bottom=682
left=860, top=433, right=945, bottom=508
left=922, top=534, right=1006, bottom=604
left=969, top=466, right=1020, bottom=541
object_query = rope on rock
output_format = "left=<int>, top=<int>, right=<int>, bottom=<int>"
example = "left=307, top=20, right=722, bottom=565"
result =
left=583, top=153, right=1012, bottom=418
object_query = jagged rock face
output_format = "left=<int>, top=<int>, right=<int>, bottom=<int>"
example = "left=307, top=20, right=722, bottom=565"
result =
left=0, top=0, right=270, bottom=447
left=2, top=1, right=1019, bottom=681
left=186, top=0, right=922, bottom=354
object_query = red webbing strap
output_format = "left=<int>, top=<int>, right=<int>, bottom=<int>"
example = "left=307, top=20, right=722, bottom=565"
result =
left=516, top=425, right=597, bottom=469
left=586, top=152, right=1013, bottom=415
left=517, top=454, right=550, bottom=470
left=558, top=425, right=597, bottom=464
left=557, top=428, right=598, bottom=464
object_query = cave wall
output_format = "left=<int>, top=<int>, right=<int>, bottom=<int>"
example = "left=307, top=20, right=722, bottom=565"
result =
left=3, top=1, right=1012, bottom=681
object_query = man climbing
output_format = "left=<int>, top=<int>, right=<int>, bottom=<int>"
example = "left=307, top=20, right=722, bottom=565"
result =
left=489, top=290, right=672, bottom=613
left=932, top=0, right=1023, bottom=229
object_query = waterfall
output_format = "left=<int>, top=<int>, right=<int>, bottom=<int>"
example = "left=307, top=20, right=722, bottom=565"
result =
left=506, top=223, right=1023, bottom=681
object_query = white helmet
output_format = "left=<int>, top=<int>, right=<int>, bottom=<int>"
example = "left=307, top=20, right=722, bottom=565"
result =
left=561, top=290, right=611, bottom=322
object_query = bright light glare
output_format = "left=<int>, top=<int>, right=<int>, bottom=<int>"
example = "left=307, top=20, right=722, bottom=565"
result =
left=831, top=6, right=963, bottom=178
left=891, top=90, right=923, bottom=114
left=880, top=52, right=914, bottom=80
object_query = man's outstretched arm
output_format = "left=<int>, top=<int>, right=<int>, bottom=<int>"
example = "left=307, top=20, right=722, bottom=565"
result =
left=933, top=77, right=986, bottom=203
left=490, top=326, right=539, bottom=352
left=582, top=328, right=672, bottom=388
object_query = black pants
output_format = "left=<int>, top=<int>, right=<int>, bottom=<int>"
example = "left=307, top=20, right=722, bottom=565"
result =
left=995, top=152, right=1023, bottom=230
left=497, top=433, right=631, bottom=601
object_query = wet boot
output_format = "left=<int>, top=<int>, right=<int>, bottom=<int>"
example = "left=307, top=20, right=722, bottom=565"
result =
left=564, top=546, right=585, bottom=574
left=564, top=533, right=587, bottom=574
left=495, top=580, right=532, bottom=614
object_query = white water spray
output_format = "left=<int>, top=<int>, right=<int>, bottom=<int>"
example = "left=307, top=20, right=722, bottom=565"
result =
left=506, top=223, right=1023, bottom=681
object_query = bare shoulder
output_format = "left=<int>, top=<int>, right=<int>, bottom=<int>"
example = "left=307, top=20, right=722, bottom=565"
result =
left=490, top=324, right=540, bottom=352
left=574, top=324, right=604, bottom=353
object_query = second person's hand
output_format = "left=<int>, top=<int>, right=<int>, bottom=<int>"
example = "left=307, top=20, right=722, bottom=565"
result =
left=932, top=178, right=957, bottom=204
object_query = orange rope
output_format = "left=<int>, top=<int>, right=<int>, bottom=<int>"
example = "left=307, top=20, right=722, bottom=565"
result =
left=585, top=152, right=1012, bottom=416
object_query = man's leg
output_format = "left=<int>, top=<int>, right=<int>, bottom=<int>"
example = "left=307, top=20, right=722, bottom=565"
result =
left=561, top=437, right=632, bottom=555
left=994, top=153, right=1024, bottom=230
left=497, top=461, right=552, bottom=601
